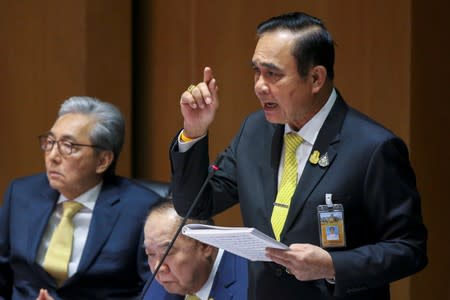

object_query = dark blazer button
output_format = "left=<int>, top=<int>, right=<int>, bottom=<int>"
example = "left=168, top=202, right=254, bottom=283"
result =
left=275, top=268, right=283, bottom=277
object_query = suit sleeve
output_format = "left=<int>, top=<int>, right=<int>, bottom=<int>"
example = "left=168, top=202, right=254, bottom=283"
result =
left=170, top=128, right=241, bottom=220
left=0, top=183, right=14, bottom=299
left=331, top=137, right=427, bottom=296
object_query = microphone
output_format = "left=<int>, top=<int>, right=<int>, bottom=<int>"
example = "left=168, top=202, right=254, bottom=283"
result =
left=139, top=156, right=224, bottom=299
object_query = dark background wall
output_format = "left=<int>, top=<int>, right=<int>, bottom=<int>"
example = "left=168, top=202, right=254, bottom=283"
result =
left=0, top=1, right=448, bottom=299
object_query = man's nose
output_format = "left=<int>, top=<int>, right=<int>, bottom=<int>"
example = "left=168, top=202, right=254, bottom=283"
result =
left=46, top=143, right=62, bottom=161
left=153, top=259, right=168, bottom=273
left=255, top=76, right=269, bottom=95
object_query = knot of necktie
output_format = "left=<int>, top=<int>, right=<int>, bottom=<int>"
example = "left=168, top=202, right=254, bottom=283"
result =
left=284, top=132, right=304, bottom=154
left=62, top=201, right=83, bottom=219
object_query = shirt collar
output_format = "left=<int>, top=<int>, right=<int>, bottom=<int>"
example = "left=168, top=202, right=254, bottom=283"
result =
left=194, top=248, right=224, bottom=300
left=57, top=181, right=103, bottom=211
left=285, top=88, right=337, bottom=146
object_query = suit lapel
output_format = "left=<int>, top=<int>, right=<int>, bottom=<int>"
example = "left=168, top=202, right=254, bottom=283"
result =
left=262, top=124, right=284, bottom=232
left=74, top=180, right=121, bottom=274
left=28, top=183, right=59, bottom=286
left=210, top=252, right=236, bottom=300
left=28, top=186, right=58, bottom=263
left=282, top=96, right=348, bottom=237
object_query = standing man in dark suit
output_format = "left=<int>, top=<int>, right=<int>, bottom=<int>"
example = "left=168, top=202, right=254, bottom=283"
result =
left=142, top=199, right=248, bottom=300
left=169, top=12, right=427, bottom=299
left=0, top=96, right=160, bottom=299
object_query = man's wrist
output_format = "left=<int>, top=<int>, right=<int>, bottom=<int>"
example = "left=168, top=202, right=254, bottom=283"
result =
left=180, top=131, right=194, bottom=142
left=180, top=129, right=206, bottom=142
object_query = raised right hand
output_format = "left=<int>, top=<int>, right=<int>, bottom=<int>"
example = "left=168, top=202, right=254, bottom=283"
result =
left=180, top=67, right=219, bottom=138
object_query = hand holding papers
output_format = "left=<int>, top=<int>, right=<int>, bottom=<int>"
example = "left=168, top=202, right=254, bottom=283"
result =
left=182, top=224, right=288, bottom=261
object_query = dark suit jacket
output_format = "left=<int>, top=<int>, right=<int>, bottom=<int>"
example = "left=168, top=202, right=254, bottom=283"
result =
left=170, top=95, right=427, bottom=300
left=143, top=251, right=248, bottom=300
left=0, top=173, right=160, bottom=300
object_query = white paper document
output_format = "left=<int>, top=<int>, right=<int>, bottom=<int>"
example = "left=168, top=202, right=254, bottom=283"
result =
left=182, top=224, right=288, bottom=261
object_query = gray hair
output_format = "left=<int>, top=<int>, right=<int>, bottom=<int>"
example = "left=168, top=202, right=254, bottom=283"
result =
left=58, top=96, right=125, bottom=175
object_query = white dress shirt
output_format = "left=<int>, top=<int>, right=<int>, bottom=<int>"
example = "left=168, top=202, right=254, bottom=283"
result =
left=36, top=182, right=102, bottom=277
left=279, top=89, right=337, bottom=184
left=186, top=248, right=224, bottom=300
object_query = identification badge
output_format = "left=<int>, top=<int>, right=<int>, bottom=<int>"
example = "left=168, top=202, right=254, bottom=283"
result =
left=317, top=194, right=346, bottom=248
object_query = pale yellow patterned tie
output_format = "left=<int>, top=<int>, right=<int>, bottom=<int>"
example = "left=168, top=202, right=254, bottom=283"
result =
left=271, top=133, right=303, bottom=241
left=186, top=295, right=200, bottom=300
left=43, top=201, right=83, bottom=284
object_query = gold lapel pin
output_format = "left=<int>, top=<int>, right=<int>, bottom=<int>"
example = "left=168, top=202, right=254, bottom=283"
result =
left=309, top=150, right=320, bottom=165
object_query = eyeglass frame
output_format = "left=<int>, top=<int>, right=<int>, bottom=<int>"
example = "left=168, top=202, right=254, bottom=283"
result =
left=38, top=134, right=105, bottom=156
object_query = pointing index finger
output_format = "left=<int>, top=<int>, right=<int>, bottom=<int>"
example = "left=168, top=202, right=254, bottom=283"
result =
left=203, top=67, right=218, bottom=105
left=203, top=67, right=214, bottom=84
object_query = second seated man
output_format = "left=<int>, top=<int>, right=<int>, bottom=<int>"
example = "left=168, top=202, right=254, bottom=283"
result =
left=0, top=96, right=160, bottom=299
left=142, top=199, right=248, bottom=300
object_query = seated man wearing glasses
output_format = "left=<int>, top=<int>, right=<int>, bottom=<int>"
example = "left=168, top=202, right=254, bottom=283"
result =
left=0, top=96, right=160, bottom=299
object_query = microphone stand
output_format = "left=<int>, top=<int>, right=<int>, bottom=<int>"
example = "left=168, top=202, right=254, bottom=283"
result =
left=139, top=157, right=223, bottom=299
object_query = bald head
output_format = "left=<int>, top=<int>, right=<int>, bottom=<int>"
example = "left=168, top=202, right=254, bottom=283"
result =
left=143, top=199, right=217, bottom=295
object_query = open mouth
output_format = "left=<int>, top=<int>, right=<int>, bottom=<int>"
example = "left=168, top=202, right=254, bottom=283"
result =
left=264, top=102, right=278, bottom=109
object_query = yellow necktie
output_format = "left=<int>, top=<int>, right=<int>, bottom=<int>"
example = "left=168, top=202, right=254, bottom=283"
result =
left=43, top=201, right=83, bottom=284
left=271, top=133, right=303, bottom=241
left=186, top=295, right=200, bottom=300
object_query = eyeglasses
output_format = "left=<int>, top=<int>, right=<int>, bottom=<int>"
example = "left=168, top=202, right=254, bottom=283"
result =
left=38, top=135, right=103, bottom=156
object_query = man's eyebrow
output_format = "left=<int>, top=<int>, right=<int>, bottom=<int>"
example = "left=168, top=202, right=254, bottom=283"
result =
left=145, top=241, right=172, bottom=250
left=159, top=242, right=171, bottom=248
left=47, top=132, right=77, bottom=141
left=251, top=60, right=282, bottom=72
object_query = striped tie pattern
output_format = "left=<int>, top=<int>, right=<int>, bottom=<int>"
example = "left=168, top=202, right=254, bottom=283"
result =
left=271, top=133, right=303, bottom=241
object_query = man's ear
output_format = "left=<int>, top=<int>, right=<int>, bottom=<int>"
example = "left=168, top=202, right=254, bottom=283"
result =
left=200, top=242, right=216, bottom=257
left=96, top=151, right=114, bottom=174
left=310, top=65, right=327, bottom=94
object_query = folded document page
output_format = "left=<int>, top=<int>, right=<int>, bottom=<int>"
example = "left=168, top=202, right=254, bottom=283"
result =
left=182, top=224, right=288, bottom=261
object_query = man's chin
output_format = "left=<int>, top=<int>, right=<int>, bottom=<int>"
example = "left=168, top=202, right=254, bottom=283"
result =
left=264, top=115, right=284, bottom=125
left=157, top=281, right=183, bottom=295
left=48, top=179, right=64, bottom=193
left=162, top=285, right=184, bottom=295
left=48, top=180, right=59, bottom=189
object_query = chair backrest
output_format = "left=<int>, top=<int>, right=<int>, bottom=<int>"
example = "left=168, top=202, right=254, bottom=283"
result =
left=134, top=179, right=170, bottom=198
